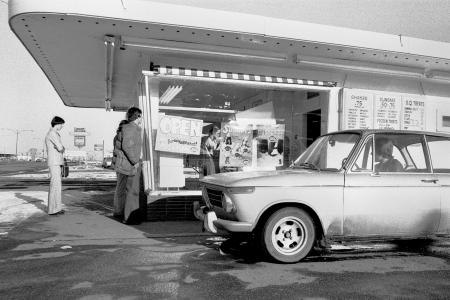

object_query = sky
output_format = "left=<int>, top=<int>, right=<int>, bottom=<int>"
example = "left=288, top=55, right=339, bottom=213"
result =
left=0, top=1, right=124, bottom=156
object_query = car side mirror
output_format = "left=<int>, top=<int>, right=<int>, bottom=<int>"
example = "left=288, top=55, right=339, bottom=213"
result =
left=371, top=171, right=380, bottom=177
left=341, top=158, right=348, bottom=169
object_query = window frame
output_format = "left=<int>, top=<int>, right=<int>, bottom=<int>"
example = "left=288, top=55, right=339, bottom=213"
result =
left=425, top=134, right=450, bottom=174
left=401, top=138, right=430, bottom=171
left=349, top=134, right=374, bottom=173
left=348, top=133, right=431, bottom=174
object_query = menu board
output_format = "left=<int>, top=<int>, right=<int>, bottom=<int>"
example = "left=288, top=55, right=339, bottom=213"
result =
left=343, top=89, right=429, bottom=132
left=374, top=94, right=402, bottom=129
left=343, top=90, right=373, bottom=129
left=402, top=97, right=426, bottom=131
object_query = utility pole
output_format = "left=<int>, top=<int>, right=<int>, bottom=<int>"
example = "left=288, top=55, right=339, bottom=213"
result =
left=0, top=128, right=33, bottom=157
left=32, top=137, right=44, bottom=159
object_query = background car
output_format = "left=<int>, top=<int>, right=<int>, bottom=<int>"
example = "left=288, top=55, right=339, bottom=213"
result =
left=102, top=157, right=113, bottom=168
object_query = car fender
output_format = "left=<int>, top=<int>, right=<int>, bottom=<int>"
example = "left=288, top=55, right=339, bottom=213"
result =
left=251, top=199, right=327, bottom=236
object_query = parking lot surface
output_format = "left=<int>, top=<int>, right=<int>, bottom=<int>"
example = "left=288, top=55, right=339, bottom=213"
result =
left=0, top=163, right=449, bottom=299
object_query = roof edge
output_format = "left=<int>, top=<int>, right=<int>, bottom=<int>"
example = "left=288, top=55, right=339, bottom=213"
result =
left=9, top=0, right=450, bottom=60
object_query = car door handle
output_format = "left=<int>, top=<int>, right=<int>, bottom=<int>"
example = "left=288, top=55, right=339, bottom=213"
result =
left=421, top=179, right=439, bottom=183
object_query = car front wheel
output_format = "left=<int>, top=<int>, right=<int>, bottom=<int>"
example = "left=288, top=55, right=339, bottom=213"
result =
left=261, top=207, right=316, bottom=263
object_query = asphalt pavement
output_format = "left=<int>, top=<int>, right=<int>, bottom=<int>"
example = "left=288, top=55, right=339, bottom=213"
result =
left=1, top=165, right=450, bottom=299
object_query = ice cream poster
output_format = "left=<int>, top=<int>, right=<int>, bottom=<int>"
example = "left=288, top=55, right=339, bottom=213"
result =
left=256, top=124, right=285, bottom=169
left=219, top=122, right=253, bottom=168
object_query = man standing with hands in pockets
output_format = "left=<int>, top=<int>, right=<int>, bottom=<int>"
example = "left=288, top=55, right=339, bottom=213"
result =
left=45, top=116, right=66, bottom=215
left=114, top=107, right=143, bottom=224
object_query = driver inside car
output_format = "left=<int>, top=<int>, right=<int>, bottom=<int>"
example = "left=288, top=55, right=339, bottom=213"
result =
left=374, top=137, right=404, bottom=172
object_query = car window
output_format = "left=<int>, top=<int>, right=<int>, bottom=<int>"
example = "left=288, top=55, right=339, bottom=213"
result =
left=426, top=135, right=450, bottom=173
left=294, top=133, right=360, bottom=171
left=373, top=134, right=428, bottom=173
left=405, top=143, right=427, bottom=169
left=352, top=136, right=373, bottom=172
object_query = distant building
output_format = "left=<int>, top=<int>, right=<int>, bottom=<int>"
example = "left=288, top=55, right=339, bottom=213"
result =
left=17, top=155, right=31, bottom=161
left=0, top=154, right=15, bottom=160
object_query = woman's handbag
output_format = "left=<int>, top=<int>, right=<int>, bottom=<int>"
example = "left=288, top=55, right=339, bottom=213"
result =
left=61, top=159, right=69, bottom=178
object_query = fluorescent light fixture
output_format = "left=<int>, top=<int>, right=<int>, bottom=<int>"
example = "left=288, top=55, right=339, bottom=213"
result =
left=160, top=85, right=183, bottom=104
left=295, top=55, right=425, bottom=79
left=104, top=35, right=116, bottom=111
left=121, top=36, right=286, bottom=62
left=158, top=106, right=236, bottom=114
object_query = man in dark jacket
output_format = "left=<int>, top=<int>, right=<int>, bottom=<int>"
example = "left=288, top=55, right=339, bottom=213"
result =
left=114, top=107, right=143, bottom=224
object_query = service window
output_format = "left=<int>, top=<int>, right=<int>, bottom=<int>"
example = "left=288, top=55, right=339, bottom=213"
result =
left=426, top=135, right=450, bottom=173
left=144, top=75, right=331, bottom=192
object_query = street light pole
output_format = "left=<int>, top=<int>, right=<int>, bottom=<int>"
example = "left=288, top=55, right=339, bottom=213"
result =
left=0, top=128, right=33, bottom=157
left=31, top=137, right=43, bottom=160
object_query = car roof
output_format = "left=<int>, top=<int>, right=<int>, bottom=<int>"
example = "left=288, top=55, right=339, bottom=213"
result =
left=325, top=129, right=450, bottom=138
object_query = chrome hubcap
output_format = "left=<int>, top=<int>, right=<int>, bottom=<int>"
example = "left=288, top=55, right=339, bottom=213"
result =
left=271, top=216, right=307, bottom=255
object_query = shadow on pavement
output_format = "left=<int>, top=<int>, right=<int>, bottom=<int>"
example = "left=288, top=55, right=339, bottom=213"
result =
left=392, top=238, right=435, bottom=252
left=14, top=192, right=47, bottom=213
left=54, top=182, right=450, bottom=264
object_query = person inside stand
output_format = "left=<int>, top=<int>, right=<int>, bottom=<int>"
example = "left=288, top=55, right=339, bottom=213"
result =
left=225, top=132, right=232, bottom=145
left=45, top=116, right=66, bottom=215
left=201, top=126, right=221, bottom=175
left=111, top=119, right=128, bottom=220
left=114, top=107, right=143, bottom=224
left=374, top=137, right=404, bottom=173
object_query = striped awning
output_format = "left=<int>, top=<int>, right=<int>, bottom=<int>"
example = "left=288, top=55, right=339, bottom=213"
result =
left=154, top=66, right=337, bottom=87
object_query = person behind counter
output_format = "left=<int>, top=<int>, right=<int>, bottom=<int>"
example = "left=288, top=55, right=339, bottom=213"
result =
left=201, top=126, right=221, bottom=175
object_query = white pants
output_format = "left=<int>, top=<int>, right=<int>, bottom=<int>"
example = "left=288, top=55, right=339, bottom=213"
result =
left=48, top=165, right=62, bottom=214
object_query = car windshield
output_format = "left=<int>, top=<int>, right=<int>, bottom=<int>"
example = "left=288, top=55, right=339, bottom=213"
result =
left=292, top=133, right=360, bottom=171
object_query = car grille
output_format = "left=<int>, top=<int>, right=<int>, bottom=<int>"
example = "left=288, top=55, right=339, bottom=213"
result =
left=206, top=188, right=223, bottom=208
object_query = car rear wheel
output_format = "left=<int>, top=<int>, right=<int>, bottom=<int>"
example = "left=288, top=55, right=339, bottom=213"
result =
left=261, top=207, right=315, bottom=263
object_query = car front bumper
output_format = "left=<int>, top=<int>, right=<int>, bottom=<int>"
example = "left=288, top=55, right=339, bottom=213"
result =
left=195, top=206, right=253, bottom=234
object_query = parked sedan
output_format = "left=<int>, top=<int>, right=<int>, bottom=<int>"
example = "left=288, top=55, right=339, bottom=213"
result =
left=200, top=130, right=450, bottom=263
left=102, top=157, right=113, bottom=168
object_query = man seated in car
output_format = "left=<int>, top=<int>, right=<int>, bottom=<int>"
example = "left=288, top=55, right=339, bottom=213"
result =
left=374, top=137, right=404, bottom=172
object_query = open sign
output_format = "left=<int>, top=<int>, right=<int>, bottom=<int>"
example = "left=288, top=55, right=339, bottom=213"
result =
left=159, top=115, right=202, bottom=137
left=155, top=115, right=203, bottom=154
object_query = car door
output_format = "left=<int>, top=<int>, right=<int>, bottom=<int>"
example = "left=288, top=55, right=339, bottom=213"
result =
left=343, top=133, right=440, bottom=237
left=426, top=134, right=450, bottom=234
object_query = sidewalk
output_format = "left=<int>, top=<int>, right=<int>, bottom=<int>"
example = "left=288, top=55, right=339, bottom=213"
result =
left=0, top=189, right=209, bottom=251
left=1, top=188, right=449, bottom=258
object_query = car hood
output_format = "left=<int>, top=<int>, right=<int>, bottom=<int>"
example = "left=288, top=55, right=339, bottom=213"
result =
left=200, top=169, right=342, bottom=187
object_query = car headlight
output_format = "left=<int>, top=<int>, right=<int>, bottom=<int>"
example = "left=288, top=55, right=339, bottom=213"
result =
left=222, top=193, right=236, bottom=213
left=221, top=186, right=255, bottom=213
left=227, top=186, right=255, bottom=194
